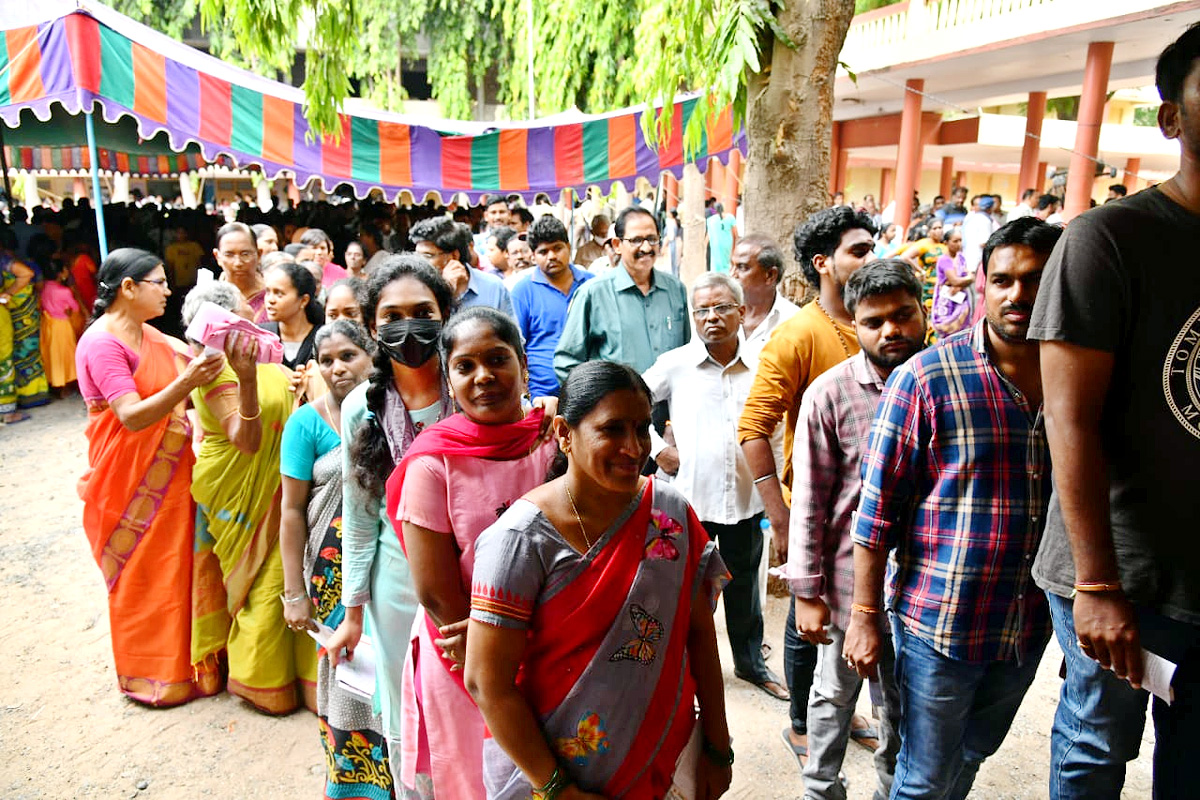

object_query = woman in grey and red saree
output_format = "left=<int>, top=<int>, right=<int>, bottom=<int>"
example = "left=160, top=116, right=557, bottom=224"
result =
left=466, top=361, right=734, bottom=800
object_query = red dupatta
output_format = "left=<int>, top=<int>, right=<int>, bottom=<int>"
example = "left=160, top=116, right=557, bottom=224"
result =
left=383, top=407, right=546, bottom=551
left=384, top=407, right=546, bottom=698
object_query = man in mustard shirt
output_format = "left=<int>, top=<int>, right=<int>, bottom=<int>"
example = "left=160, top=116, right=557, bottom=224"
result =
left=737, top=205, right=877, bottom=770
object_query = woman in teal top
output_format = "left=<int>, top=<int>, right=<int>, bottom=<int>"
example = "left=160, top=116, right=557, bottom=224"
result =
left=325, top=256, right=457, bottom=772
left=279, top=319, right=390, bottom=799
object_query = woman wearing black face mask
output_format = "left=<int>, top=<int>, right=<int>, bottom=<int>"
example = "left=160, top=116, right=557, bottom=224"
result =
left=325, top=255, right=457, bottom=771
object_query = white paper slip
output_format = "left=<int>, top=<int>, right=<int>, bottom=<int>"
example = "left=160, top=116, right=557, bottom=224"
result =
left=306, top=621, right=335, bottom=648
left=336, top=634, right=377, bottom=703
left=1142, top=649, right=1177, bottom=705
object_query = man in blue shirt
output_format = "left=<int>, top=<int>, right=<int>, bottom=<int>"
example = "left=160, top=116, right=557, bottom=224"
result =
left=554, top=206, right=690, bottom=382
left=410, top=216, right=513, bottom=318
left=511, top=215, right=593, bottom=397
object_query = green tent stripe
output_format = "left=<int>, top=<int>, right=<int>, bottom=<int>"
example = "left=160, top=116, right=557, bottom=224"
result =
left=470, top=133, right=500, bottom=191
left=680, top=98, right=707, bottom=160
left=582, top=120, right=609, bottom=183
left=229, top=84, right=263, bottom=156
left=0, top=36, right=10, bottom=106
left=97, top=25, right=135, bottom=109
left=350, top=116, right=380, bottom=183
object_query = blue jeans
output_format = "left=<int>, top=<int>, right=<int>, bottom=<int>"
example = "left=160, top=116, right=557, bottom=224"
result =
left=785, top=596, right=818, bottom=733
left=889, top=617, right=1047, bottom=800
left=1047, top=592, right=1200, bottom=800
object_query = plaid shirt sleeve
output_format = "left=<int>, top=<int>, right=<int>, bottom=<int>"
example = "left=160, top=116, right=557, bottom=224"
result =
left=783, top=380, right=840, bottom=598
left=852, top=365, right=927, bottom=552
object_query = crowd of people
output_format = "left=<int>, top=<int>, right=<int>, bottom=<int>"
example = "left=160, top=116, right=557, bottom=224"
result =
left=5, top=22, right=1197, bottom=800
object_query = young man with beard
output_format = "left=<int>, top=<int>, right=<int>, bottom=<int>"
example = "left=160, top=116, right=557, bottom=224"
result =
left=777, top=260, right=927, bottom=800
left=736, top=206, right=877, bottom=767
left=511, top=215, right=593, bottom=398
left=642, top=272, right=788, bottom=701
left=1030, top=25, right=1200, bottom=799
left=843, top=217, right=1062, bottom=799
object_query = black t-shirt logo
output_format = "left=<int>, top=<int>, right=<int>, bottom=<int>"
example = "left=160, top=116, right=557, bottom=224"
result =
left=1163, top=305, right=1200, bottom=441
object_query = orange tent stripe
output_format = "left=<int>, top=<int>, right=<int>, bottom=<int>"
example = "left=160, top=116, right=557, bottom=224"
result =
left=378, top=122, right=412, bottom=186
left=707, top=106, right=734, bottom=153
left=261, top=94, right=293, bottom=166
left=607, top=114, right=637, bottom=180
left=497, top=129, right=528, bottom=191
left=6, top=27, right=45, bottom=103
left=131, top=43, right=167, bottom=122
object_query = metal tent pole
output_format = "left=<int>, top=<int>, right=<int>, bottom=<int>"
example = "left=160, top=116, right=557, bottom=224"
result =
left=84, top=108, right=109, bottom=259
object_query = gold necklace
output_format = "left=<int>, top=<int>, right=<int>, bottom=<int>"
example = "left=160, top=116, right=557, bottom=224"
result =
left=564, top=483, right=594, bottom=551
left=815, top=299, right=853, bottom=358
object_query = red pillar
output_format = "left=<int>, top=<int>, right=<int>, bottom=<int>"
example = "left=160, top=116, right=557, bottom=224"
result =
left=664, top=173, right=679, bottom=211
left=893, top=78, right=925, bottom=235
left=954, top=171, right=966, bottom=191
left=880, top=168, right=895, bottom=206
left=1065, top=42, right=1114, bottom=221
left=829, top=121, right=842, bottom=199
left=1036, top=162, right=1048, bottom=192
left=1018, top=91, right=1046, bottom=197
left=711, top=159, right=728, bottom=209
left=939, top=157, right=954, bottom=198
left=725, top=149, right=742, bottom=215
left=1123, top=157, right=1141, bottom=191
left=835, top=149, right=849, bottom=196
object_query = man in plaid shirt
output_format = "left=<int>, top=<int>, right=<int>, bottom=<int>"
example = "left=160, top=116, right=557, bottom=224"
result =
left=843, top=217, right=1063, bottom=799
left=775, top=259, right=927, bottom=800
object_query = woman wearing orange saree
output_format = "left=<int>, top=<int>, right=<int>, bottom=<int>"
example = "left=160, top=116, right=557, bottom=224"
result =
left=75, top=248, right=227, bottom=707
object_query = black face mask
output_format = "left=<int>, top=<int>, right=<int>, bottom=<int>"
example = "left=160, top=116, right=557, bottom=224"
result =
left=376, top=318, right=442, bottom=368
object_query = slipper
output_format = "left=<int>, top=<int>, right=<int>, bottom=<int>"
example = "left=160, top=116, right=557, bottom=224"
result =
left=781, top=727, right=808, bottom=769
left=850, top=714, right=880, bottom=751
left=0, top=411, right=30, bottom=424
left=736, top=670, right=790, bottom=701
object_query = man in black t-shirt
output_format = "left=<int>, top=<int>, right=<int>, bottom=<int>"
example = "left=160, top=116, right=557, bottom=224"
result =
left=1028, top=24, right=1200, bottom=800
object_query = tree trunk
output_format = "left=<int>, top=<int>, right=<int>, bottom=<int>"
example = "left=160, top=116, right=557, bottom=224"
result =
left=680, top=162, right=707, bottom=286
left=742, top=0, right=857, bottom=304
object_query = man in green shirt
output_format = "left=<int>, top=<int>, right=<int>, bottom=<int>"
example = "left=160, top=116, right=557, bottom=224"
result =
left=554, top=206, right=690, bottom=383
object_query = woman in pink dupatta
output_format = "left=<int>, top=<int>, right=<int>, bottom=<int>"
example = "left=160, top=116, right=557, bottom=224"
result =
left=465, top=361, right=733, bottom=800
left=385, top=306, right=557, bottom=799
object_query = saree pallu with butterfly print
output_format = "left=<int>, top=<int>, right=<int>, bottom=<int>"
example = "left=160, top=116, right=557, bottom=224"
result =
left=470, top=478, right=729, bottom=800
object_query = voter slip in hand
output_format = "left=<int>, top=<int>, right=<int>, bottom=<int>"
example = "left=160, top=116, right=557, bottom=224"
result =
left=307, top=621, right=378, bottom=703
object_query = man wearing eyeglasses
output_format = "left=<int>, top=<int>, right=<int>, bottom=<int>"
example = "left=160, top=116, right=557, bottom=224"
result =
left=641, top=272, right=788, bottom=701
left=553, top=206, right=689, bottom=382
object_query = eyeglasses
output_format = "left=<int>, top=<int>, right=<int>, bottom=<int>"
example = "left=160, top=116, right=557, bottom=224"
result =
left=219, top=250, right=256, bottom=262
left=137, top=278, right=169, bottom=288
left=691, top=303, right=739, bottom=319
left=621, top=236, right=661, bottom=248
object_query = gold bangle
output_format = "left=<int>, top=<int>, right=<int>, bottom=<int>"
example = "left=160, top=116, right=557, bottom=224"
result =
left=237, top=406, right=262, bottom=421
left=1073, top=581, right=1122, bottom=593
left=851, top=603, right=881, bottom=614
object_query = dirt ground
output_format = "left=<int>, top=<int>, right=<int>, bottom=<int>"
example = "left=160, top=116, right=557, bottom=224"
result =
left=1, top=398, right=1155, bottom=799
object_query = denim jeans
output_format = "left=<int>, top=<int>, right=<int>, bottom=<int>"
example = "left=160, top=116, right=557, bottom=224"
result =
left=1046, top=591, right=1200, bottom=800
left=889, top=616, right=1047, bottom=800
left=785, top=596, right=819, bottom=733
left=705, top=515, right=770, bottom=682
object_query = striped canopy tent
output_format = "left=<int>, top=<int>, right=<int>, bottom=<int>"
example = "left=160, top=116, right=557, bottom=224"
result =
left=0, top=1, right=745, bottom=207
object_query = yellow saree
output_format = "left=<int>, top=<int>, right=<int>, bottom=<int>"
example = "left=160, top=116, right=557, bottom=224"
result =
left=191, top=362, right=316, bottom=714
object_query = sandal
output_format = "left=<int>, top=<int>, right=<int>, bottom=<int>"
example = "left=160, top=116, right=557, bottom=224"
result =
left=850, top=714, right=880, bottom=751
left=781, top=727, right=808, bottom=769
left=737, top=669, right=790, bottom=701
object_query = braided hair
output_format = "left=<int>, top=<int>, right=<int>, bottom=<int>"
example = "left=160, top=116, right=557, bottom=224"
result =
left=349, top=254, right=456, bottom=499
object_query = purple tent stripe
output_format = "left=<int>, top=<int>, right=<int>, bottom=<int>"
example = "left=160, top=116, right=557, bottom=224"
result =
left=291, top=103, right=320, bottom=179
left=409, top=125, right=441, bottom=193
left=633, top=116, right=660, bottom=187
left=37, top=20, right=73, bottom=98
left=525, top=126, right=557, bottom=195
left=164, top=59, right=198, bottom=145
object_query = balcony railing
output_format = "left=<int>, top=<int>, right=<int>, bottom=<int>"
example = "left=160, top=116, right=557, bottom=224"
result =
left=841, top=0, right=1169, bottom=73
